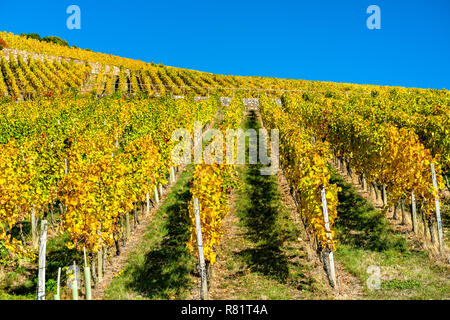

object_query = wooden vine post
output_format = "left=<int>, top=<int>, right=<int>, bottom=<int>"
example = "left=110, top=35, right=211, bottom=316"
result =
left=125, top=213, right=130, bottom=239
left=154, top=185, right=160, bottom=204
left=97, top=248, right=103, bottom=282
left=170, top=166, right=176, bottom=183
left=410, top=191, right=418, bottom=233
left=102, top=246, right=107, bottom=274
left=400, top=198, right=406, bottom=225
left=382, top=184, right=387, bottom=207
left=37, top=219, right=48, bottom=300
left=31, top=208, right=38, bottom=250
left=193, top=198, right=208, bottom=300
left=321, top=187, right=337, bottom=288
left=430, top=163, right=443, bottom=250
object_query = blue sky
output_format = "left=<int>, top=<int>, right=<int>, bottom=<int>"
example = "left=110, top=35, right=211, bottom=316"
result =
left=0, top=0, right=449, bottom=89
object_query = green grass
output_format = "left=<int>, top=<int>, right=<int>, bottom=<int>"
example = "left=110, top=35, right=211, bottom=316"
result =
left=104, top=167, right=196, bottom=300
left=214, top=110, right=331, bottom=299
left=226, top=164, right=328, bottom=299
left=332, top=173, right=450, bottom=299
left=0, top=230, right=83, bottom=300
left=105, top=102, right=227, bottom=300
left=105, top=109, right=331, bottom=300
left=0, top=267, right=34, bottom=300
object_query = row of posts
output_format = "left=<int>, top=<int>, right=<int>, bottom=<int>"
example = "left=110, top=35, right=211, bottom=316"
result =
left=36, top=164, right=178, bottom=300
left=336, top=156, right=444, bottom=252
left=192, top=187, right=337, bottom=296
left=37, top=98, right=212, bottom=300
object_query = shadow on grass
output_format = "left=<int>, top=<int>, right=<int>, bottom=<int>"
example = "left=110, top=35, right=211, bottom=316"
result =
left=236, top=111, right=295, bottom=283
left=2, top=232, right=82, bottom=298
left=330, top=173, right=408, bottom=252
left=125, top=170, right=195, bottom=299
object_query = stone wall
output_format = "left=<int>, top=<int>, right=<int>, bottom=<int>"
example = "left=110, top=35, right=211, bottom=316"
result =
left=0, top=48, right=120, bottom=75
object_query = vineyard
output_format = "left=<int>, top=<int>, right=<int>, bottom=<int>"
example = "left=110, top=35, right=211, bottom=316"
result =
left=0, top=30, right=449, bottom=301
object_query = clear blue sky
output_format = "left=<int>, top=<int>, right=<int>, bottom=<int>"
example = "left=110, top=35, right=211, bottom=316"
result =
left=1, top=0, right=449, bottom=89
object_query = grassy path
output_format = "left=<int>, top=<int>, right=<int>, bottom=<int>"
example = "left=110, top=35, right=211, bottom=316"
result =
left=104, top=167, right=197, bottom=299
left=332, top=173, right=450, bottom=299
left=189, top=110, right=334, bottom=299
left=106, top=108, right=335, bottom=300
left=195, top=160, right=333, bottom=299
